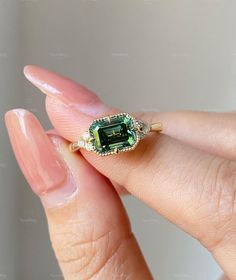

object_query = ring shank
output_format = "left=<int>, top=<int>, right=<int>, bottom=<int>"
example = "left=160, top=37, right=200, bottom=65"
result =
left=150, top=122, right=163, bottom=132
left=69, top=142, right=80, bottom=153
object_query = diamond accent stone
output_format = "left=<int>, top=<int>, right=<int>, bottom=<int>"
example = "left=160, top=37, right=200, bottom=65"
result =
left=135, top=120, right=151, bottom=139
left=82, top=132, right=91, bottom=141
left=78, top=139, right=85, bottom=148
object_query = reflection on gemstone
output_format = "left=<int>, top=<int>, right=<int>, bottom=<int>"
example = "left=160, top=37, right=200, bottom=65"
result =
left=89, top=113, right=138, bottom=156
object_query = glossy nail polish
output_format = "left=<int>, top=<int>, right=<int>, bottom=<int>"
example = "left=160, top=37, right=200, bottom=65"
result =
left=5, top=109, right=67, bottom=195
left=24, top=65, right=108, bottom=116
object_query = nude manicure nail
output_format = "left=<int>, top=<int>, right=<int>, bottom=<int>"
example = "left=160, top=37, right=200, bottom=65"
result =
left=5, top=109, right=67, bottom=195
left=40, top=135, right=78, bottom=208
left=24, top=65, right=108, bottom=117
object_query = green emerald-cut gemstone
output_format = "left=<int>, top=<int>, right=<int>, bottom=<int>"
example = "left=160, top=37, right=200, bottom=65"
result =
left=89, top=114, right=137, bottom=155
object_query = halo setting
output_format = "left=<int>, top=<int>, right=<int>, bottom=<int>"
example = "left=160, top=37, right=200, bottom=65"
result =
left=69, top=113, right=162, bottom=156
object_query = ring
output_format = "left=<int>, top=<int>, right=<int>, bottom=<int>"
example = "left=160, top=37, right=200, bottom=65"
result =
left=69, top=113, right=162, bottom=156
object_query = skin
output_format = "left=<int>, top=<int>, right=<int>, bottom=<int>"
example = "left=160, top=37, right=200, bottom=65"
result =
left=5, top=65, right=236, bottom=279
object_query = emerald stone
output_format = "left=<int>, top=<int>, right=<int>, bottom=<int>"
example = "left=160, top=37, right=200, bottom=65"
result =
left=89, top=114, right=138, bottom=155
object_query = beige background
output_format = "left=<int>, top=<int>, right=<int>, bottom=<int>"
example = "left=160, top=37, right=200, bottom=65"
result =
left=2, top=0, right=236, bottom=279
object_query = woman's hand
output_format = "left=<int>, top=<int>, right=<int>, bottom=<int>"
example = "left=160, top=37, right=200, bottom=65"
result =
left=5, top=65, right=236, bottom=279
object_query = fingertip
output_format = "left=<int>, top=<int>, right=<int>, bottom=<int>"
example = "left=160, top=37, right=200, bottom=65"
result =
left=5, top=109, right=36, bottom=136
left=45, top=96, right=91, bottom=141
left=23, top=64, right=34, bottom=76
left=5, top=108, right=28, bottom=121
left=23, top=65, right=42, bottom=82
left=5, top=109, right=68, bottom=196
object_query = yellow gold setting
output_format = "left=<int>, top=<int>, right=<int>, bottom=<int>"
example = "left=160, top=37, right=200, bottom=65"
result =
left=69, top=113, right=162, bottom=156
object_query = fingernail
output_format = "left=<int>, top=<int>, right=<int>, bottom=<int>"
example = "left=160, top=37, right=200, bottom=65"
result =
left=24, top=65, right=108, bottom=117
left=40, top=135, right=78, bottom=208
left=5, top=109, right=68, bottom=196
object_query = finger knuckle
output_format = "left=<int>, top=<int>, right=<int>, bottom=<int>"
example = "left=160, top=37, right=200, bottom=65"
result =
left=199, top=159, right=236, bottom=250
left=50, top=220, right=132, bottom=279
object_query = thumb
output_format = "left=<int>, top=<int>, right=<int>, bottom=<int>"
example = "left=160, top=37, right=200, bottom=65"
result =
left=5, top=109, right=152, bottom=280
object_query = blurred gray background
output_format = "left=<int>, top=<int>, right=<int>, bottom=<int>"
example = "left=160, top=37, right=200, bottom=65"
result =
left=2, top=0, right=236, bottom=279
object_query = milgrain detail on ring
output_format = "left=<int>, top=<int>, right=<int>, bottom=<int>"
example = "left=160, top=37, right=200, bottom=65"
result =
left=69, top=113, right=162, bottom=156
